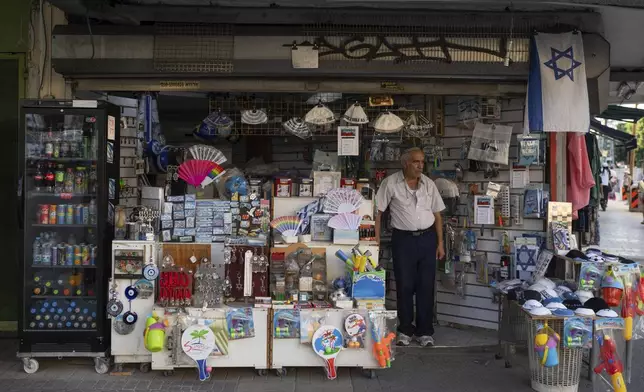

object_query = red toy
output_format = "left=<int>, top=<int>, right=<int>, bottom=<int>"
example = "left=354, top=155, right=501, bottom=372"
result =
left=593, top=333, right=626, bottom=392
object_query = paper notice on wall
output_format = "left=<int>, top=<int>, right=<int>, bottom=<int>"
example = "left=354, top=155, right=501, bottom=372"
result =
left=107, top=115, right=116, bottom=141
left=474, top=195, right=495, bottom=225
left=511, top=164, right=530, bottom=189
left=337, top=126, right=359, bottom=156
left=292, top=45, right=319, bottom=69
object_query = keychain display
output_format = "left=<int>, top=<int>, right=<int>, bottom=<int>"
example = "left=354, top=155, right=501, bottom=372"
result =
left=533, top=321, right=560, bottom=367
left=158, top=268, right=193, bottom=307
left=225, top=307, right=255, bottom=340
left=343, top=313, right=366, bottom=349
left=273, top=309, right=300, bottom=338
left=193, top=259, right=224, bottom=307
left=300, top=311, right=327, bottom=344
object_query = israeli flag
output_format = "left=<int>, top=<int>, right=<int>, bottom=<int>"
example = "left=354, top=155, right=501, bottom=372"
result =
left=524, top=32, right=590, bottom=133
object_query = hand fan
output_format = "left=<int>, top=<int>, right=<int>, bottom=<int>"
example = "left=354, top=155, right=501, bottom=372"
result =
left=188, top=145, right=227, bottom=165
left=327, top=213, right=361, bottom=230
left=270, top=216, right=301, bottom=237
left=312, top=325, right=344, bottom=380
left=178, top=160, right=217, bottom=187
left=181, top=324, right=216, bottom=381
left=323, top=188, right=363, bottom=214
left=199, top=163, right=227, bottom=188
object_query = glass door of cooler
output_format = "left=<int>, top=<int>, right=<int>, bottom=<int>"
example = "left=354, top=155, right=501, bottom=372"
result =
left=22, top=110, right=101, bottom=333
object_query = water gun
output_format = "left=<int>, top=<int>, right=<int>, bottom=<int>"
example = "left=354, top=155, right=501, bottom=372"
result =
left=593, top=334, right=626, bottom=392
left=372, top=332, right=395, bottom=368
left=622, top=280, right=637, bottom=341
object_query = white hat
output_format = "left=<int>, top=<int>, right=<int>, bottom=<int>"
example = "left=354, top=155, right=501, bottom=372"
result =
left=536, top=278, right=556, bottom=291
left=597, top=309, right=619, bottom=318
left=342, top=102, right=369, bottom=125
left=530, top=307, right=552, bottom=316
left=283, top=117, right=312, bottom=139
left=576, top=290, right=594, bottom=304
left=522, top=300, right=543, bottom=311
left=546, top=302, right=567, bottom=310
left=528, top=284, right=547, bottom=293
left=241, top=109, right=268, bottom=125
left=575, top=308, right=595, bottom=317
left=373, top=112, right=404, bottom=134
left=305, top=104, right=335, bottom=126
left=542, top=289, right=559, bottom=300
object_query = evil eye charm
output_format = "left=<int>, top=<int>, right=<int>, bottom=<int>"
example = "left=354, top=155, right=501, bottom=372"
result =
left=123, top=311, right=138, bottom=325
left=124, top=286, right=139, bottom=301
left=106, top=299, right=123, bottom=317
left=143, top=264, right=160, bottom=281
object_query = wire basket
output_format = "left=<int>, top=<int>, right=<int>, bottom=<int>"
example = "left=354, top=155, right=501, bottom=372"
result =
left=527, top=315, right=583, bottom=392
left=500, top=298, right=529, bottom=345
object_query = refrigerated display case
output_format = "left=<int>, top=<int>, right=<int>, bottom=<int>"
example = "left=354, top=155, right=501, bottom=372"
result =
left=18, top=100, right=120, bottom=374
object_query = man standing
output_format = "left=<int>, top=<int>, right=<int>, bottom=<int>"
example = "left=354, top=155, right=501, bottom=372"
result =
left=375, top=147, right=445, bottom=347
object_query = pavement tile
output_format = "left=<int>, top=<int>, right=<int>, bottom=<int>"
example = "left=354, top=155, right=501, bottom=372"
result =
left=135, top=381, right=151, bottom=390
left=147, top=380, right=165, bottom=390
left=221, top=380, right=238, bottom=392
left=122, top=380, right=140, bottom=390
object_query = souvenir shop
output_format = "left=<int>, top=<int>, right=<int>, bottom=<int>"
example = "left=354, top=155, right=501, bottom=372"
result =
left=20, top=13, right=639, bottom=392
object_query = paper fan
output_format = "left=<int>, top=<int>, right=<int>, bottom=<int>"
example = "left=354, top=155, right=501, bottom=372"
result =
left=188, top=145, right=227, bottom=165
left=323, top=188, right=363, bottom=214
left=343, top=102, right=369, bottom=125
left=373, top=112, right=404, bottom=134
left=270, top=216, right=301, bottom=237
left=178, top=160, right=217, bottom=187
left=305, top=104, right=336, bottom=126
left=327, top=213, right=361, bottom=230
left=199, top=163, right=227, bottom=188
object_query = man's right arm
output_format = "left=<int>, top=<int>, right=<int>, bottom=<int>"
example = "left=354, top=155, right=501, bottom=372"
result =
left=374, top=179, right=390, bottom=246
left=375, top=211, right=382, bottom=245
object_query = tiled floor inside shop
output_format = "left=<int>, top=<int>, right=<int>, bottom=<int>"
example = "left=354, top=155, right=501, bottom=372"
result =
left=1, top=199, right=643, bottom=391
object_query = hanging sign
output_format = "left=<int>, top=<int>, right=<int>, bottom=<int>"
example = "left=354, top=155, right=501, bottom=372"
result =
left=337, top=126, right=359, bottom=156
left=291, top=42, right=319, bottom=69
left=107, top=115, right=116, bottom=141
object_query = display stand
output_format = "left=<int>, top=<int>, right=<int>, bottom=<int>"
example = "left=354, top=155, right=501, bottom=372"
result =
left=496, top=295, right=529, bottom=368
left=150, top=306, right=269, bottom=375
left=270, top=308, right=396, bottom=378
left=110, top=241, right=157, bottom=372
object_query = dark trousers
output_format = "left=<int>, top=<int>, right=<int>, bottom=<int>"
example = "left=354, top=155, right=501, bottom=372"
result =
left=391, top=228, right=437, bottom=337
left=602, top=185, right=611, bottom=201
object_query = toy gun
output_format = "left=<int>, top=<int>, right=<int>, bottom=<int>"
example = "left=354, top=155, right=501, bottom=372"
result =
left=622, top=281, right=637, bottom=341
left=593, top=334, right=626, bottom=392
left=372, top=332, right=395, bottom=368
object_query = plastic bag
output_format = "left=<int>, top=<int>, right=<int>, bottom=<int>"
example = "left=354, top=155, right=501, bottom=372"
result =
left=225, top=307, right=255, bottom=340
left=215, top=167, right=248, bottom=199
left=578, top=262, right=602, bottom=291
left=563, top=317, right=592, bottom=349
left=343, top=311, right=367, bottom=349
left=299, top=309, right=327, bottom=344
left=273, top=309, right=300, bottom=339
left=593, top=319, right=627, bottom=392
left=467, top=123, right=512, bottom=165
left=312, top=150, right=338, bottom=172
left=368, top=311, right=397, bottom=368
left=533, top=321, right=560, bottom=367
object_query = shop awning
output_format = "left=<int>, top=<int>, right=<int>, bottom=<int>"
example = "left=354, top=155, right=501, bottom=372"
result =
left=589, top=119, right=638, bottom=151
left=597, top=105, right=644, bottom=123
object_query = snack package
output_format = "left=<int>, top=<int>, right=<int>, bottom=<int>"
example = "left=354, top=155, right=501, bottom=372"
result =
left=225, top=307, right=255, bottom=340
left=368, top=311, right=397, bottom=368
left=593, top=318, right=627, bottom=392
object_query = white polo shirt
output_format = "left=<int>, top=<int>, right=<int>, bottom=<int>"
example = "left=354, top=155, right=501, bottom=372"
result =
left=376, top=171, right=446, bottom=231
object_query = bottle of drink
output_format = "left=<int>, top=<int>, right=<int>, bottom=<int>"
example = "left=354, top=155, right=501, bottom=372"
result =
left=54, top=164, right=65, bottom=193
left=74, top=167, right=86, bottom=194
left=32, top=237, right=42, bottom=265
left=89, top=165, right=97, bottom=194
left=44, top=163, right=55, bottom=193
left=41, top=241, right=51, bottom=266
left=64, top=168, right=74, bottom=193
left=89, top=199, right=97, bottom=225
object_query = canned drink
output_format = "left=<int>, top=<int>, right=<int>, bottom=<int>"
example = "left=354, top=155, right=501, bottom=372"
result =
left=51, top=245, right=57, bottom=265
left=65, top=245, right=73, bottom=266
left=39, top=205, right=49, bottom=224
left=89, top=245, right=97, bottom=265
left=57, top=245, right=66, bottom=265
left=82, top=205, right=89, bottom=225
left=73, top=245, right=81, bottom=265
left=57, top=205, right=66, bottom=225
left=66, top=205, right=74, bottom=225
left=49, top=205, right=57, bottom=225
left=74, top=205, right=83, bottom=225
left=81, top=245, right=90, bottom=265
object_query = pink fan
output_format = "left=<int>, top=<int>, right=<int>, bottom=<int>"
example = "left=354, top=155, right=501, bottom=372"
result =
left=327, top=213, right=361, bottom=230
left=178, top=160, right=217, bottom=187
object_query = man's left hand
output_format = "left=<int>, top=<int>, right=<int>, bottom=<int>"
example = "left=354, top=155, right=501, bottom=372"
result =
left=436, top=242, right=445, bottom=260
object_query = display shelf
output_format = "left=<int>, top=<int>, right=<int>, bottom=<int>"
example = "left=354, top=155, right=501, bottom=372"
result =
left=30, top=265, right=96, bottom=269
left=273, top=240, right=378, bottom=248
left=26, top=157, right=97, bottom=164
left=31, top=295, right=95, bottom=299
left=25, top=328, right=97, bottom=332
left=31, top=224, right=95, bottom=228
left=28, top=192, right=96, bottom=199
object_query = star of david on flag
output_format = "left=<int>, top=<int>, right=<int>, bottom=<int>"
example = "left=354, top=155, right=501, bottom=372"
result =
left=524, top=32, right=590, bottom=133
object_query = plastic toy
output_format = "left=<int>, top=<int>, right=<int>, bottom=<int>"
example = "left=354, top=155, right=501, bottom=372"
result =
left=144, top=314, right=167, bottom=352
left=273, top=309, right=300, bottom=339
left=181, top=324, right=216, bottom=381
left=601, top=266, right=624, bottom=307
left=312, top=325, right=344, bottom=380
left=579, top=263, right=601, bottom=291
left=594, top=333, right=626, bottom=392
left=344, top=313, right=366, bottom=349
left=533, top=322, right=560, bottom=367
left=225, top=308, right=255, bottom=340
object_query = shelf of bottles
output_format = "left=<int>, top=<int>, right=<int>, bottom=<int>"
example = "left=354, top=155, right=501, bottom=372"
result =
left=24, top=113, right=100, bottom=331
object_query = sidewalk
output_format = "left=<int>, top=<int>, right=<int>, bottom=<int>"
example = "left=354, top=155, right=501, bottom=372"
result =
left=596, top=199, right=644, bottom=262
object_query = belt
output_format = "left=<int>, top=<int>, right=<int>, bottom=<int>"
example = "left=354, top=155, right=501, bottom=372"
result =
left=393, top=226, right=434, bottom=237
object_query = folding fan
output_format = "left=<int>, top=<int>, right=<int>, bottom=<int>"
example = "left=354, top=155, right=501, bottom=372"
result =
left=343, top=102, right=369, bottom=125
left=188, top=145, right=227, bottom=164
left=323, top=188, right=363, bottom=214
left=199, top=163, right=227, bottom=188
left=373, top=112, right=404, bottom=134
left=178, top=160, right=217, bottom=187
left=305, top=104, right=336, bottom=126
left=270, top=216, right=301, bottom=237
left=327, top=213, right=362, bottom=230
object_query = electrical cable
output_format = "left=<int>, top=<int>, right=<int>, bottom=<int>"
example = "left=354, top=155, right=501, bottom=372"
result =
left=86, top=12, right=95, bottom=60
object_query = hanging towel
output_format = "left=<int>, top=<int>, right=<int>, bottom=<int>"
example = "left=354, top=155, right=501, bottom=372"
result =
left=524, top=32, right=590, bottom=133
left=567, top=133, right=595, bottom=219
